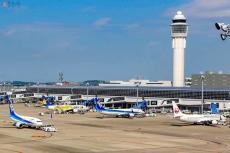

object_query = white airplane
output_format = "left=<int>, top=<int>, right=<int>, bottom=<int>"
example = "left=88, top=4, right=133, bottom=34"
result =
left=94, top=98, right=145, bottom=118
left=6, top=96, right=43, bottom=128
left=172, top=102, right=224, bottom=125
left=40, top=97, right=89, bottom=113
left=46, top=103, right=89, bottom=114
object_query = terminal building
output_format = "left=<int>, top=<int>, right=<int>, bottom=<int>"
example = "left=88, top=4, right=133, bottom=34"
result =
left=27, top=85, right=230, bottom=100
left=99, top=79, right=172, bottom=87
left=26, top=85, right=230, bottom=112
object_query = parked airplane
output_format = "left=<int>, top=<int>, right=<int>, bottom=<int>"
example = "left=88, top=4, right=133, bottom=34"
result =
left=42, top=97, right=88, bottom=113
left=6, top=95, right=43, bottom=128
left=172, top=102, right=225, bottom=125
left=39, top=96, right=55, bottom=107
left=93, top=98, right=145, bottom=118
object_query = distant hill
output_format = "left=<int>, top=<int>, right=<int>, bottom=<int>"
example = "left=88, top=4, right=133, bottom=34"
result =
left=11, top=81, right=36, bottom=86
left=0, top=80, right=108, bottom=87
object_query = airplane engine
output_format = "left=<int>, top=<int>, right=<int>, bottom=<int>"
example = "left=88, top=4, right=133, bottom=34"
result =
left=212, top=120, right=218, bottom=125
left=129, top=113, right=135, bottom=118
left=15, top=122, right=23, bottom=128
left=73, top=108, right=79, bottom=113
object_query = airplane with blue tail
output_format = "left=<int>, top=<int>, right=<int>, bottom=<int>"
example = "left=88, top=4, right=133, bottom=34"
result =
left=40, top=95, right=55, bottom=108
left=93, top=98, right=145, bottom=118
left=134, top=100, right=147, bottom=110
left=6, top=95, right=43, bottom=128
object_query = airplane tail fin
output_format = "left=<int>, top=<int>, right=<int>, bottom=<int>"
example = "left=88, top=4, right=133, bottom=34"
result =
left=46, top=97, right=55, bottom=106
left=172, top=102, right=183, bottom=118
left=94, top=98, right=104, bottom=111
left=5, top=95, right=15, bottom=116
left=134, top=100, right=147, bottom=110
left=40, top=95, right=46, bottom=106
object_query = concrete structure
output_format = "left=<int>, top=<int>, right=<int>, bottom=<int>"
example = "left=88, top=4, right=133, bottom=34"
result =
left=185, top=77, right=192, bottom=87
left=8, top=85, right=230, bottom=112
left=192, top=72, right=230, bottom=88
left=27, top=85, right=230, bottom=101
left=28, top=92, right=230, bottom=112
left=171, top=11, right=188, bottom=87
left=99, top=79, right=172, bottom=87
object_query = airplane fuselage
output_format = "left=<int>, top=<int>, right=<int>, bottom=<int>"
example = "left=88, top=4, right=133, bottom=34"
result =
left=10, top=113, right=43, bottom=127
left=98, top=109, right=129, bottom=115
left=177, top=114, right=221, bottom=124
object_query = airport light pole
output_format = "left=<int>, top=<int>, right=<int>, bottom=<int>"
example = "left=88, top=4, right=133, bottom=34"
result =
left=86, top=82, right=89, bottom=102
left=223, top=98, right=226, bottom=113
left=3, top=82, right=5, bottom=92
left=201, top=75, right=205, bottom=114
left=136, top=82, right=141, bottom=103
left=37, top=82, right=40, bottom=93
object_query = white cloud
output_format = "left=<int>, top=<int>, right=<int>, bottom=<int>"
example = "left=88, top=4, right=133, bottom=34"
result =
left=56, top=41, right=70, bottom=49
left=148, top=41, right=159, bottom=48
left=124, top=23, right=141, bottom=30
left=168, top=0, right=230, bottom=18
left=82, top=6, right=96, bottom=13
left=3, top=22, right=70, bottom=33
left=4, top=29, right=16, bottom=36
left=93, top=17, right=111, bottom=28
left=32, top=53, right=42, bottom=59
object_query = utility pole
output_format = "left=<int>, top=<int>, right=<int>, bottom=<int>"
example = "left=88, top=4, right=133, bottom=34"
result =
left=201, top=75, right=205, bottom=114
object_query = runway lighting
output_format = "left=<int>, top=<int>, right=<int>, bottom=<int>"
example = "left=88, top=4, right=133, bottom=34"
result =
left=136, top=82, right=141, bottom=103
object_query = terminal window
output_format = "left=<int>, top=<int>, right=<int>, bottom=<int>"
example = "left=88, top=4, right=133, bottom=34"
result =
left=24, top=93, right=34, bottom=97
left=71, top=95, right=81, bottom=99
left=151, top=101, right=157, bottom=105
left=108, top=97, right=125, bottom=102
left=172, top=25, right=187, bottom=33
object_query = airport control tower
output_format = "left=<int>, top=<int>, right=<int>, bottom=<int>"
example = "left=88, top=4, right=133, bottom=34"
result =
left=171, top=11, right=188, bottom=87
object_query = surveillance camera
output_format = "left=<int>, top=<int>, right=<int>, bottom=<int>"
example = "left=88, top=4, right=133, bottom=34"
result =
left=220, top=34, right=227, bottom=40
left=215, top=23, right=223, bottom=30
left=215, top=22, right=230, bottom=32
left=215, top=22, right=230, bottom=40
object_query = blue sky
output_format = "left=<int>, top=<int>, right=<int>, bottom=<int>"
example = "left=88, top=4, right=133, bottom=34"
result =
left=0, top=0, right=230, bottom=82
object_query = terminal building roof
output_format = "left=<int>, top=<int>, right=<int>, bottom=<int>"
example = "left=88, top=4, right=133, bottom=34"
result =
left=27, top=85, right=230, bottom=100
